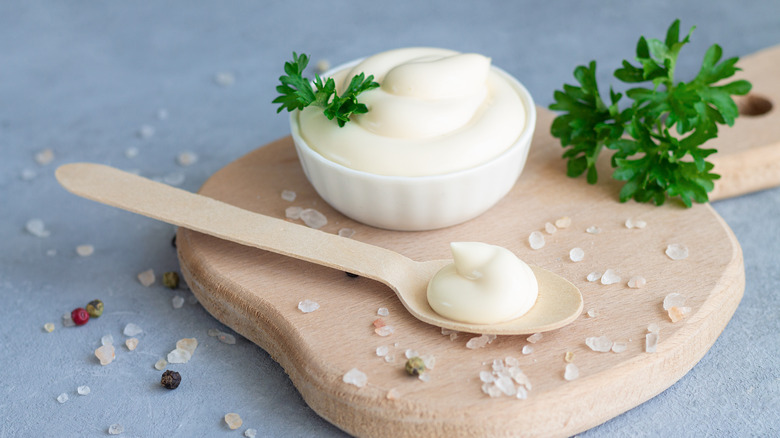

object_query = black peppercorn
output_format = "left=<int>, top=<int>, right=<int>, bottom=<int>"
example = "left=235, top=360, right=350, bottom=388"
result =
left=161, top=370, right=182, bottom=390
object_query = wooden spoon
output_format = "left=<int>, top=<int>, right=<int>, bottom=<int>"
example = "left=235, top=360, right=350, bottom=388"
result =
left=55, top=162, right=583, bottom=335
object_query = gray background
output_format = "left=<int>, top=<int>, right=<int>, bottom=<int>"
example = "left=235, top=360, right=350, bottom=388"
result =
left=2, top=1, right=779, bottom=436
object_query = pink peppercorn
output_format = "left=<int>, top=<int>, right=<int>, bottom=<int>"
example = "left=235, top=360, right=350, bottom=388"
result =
left=71, top=308, right=90, bottom=325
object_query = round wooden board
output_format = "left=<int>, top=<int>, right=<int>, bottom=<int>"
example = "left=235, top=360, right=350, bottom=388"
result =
left=176, top=107, right=744, bottom=437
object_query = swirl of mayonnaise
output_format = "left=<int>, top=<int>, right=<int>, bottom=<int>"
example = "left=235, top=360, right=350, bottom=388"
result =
left=426, top=242, right=538, bottom=324
left=297, top=48, right=526, bottom=177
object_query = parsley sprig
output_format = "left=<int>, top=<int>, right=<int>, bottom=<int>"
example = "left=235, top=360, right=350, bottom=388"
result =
left=549, top=20, right=752, bottom=206
left=273, top=52, right=379, bottom=127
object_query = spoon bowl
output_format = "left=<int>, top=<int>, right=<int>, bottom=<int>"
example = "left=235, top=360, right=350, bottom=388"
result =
left=55, top=163, right=582, bottom=335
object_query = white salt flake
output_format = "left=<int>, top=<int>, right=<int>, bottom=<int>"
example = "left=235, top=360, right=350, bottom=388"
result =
left=95, top=344, right=116, bottom=365
left=405, top=349, right=418, bottom=359
left=665, top=243, right=689, bottom=260
left=298, top=299, right=320, bottom=313
left=586, top=225, right=601, bottom=234
left=176, top=338, right=198, bottom=355
left=375, top=325, right=394, bottom=336
left=564, top=363, right=579, bottom=381
left=300, top=208, right=327, bottom=229
left=167, top=348, right=192, bottom=364
left=154, top=358, right=167, bottom=370
left=544, top=222, right=557, bottom=234
left=516, top=386, right=529, bottom=399
left=343, top=368, right=367, bottom=387
left=384, top=354, right=395, bottom=363
left=526, top=333, right=543, bottom=344
left=177, top=151, right=198, bottom=167
left=172, top=295, right=185, bottom=309
left=555, top=216, right=572, bottom=228
left=628, top=276, right=647, bottom=288
left=77, top=385, right=90, bottom=396
left=26, top=219, right=50, bottom=237
left=137, top=124, right=155, bottom=139
left=285, top=206, right=303, bottom=220
left=495, top=375, right=517, bottom=396
left=35, top=148, right=55, bottom=165
left=612, top=341, right=628, bottom=353
left=123, top=323, right=143, bottom=337
left=625, top=218, right=647, bottom=229
left=522, top=345, right=534, bottom=355
left=663, top=293, right=686, bottom=310
left=645, top=332, right=659, bottom=353
left=587, top=271, right=602, bottom=282
left=43, top=322, right=55, bottom=333
left=108, top=423, right=124, bottom=435
left=125, top=338, right=139, bottom=351
left=244, top=429, right=257, bottom=438
left=56, top=393, right=69, bottom=404
left=569, top=247, right=585, bottom=262
left=214, top=72, right=236, bottom=86
left=418, top=373, right=431, bottom=382
left=587, top=308, right=598, bottom=318
left=647, top=323, right=660, bottom=333
left=377, top=307, right=389, bottom=317
left=376, top=346, right=389, bottom=357
left=480, top=370, right=495, bottom=383
left=76, top=244, right=94, bottom=256
left=528, top=231, right=545, bottom=250
left=137, top=269, right=155, bottom=287
left=466, top=334, right=496, bottom=349
left=125, top=147, right=139, bottom=158
left=585, top=336, right=613, bottom=352
left=101, top=334, right=114, bottom=346
left=601, top=269, right=621, bottom=285
left=62, top=313, right=75, bottom=327
left=281, top=190, right=296, bottom=202
left=338, top=228, right=356, bottom=238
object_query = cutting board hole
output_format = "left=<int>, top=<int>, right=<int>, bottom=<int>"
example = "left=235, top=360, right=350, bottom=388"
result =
left=736, top=93, right=773, bottom=116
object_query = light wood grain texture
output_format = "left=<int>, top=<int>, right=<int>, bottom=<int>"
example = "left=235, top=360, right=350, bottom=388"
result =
left=174, top=45, right=780, bottom=437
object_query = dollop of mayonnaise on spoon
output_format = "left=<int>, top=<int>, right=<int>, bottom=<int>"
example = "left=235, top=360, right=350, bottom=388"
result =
left=426, top=242, right=538, bottom=324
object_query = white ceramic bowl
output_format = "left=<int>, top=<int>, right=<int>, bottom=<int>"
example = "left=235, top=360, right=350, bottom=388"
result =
left=289, top=61, right=536, bottom=231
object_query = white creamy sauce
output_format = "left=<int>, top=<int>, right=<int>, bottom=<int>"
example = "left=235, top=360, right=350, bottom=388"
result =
left=298, top=47, right=526, bottom=176
left=426, top=242, right=538, bottom=324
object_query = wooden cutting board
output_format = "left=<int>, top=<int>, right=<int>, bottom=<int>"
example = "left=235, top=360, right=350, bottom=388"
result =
left=176, top=46, right=778, bottom=437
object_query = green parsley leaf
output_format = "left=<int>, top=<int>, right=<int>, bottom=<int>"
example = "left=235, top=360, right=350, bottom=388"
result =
left=273, top=52, right=379, bottom=127
left=549, top=19, right=751, bottom=206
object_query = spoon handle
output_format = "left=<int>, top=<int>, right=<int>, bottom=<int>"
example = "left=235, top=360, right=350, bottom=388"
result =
left=55, top=163, right=415, bottom=283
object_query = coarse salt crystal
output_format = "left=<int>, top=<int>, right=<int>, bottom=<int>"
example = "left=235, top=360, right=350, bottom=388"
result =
left=405, top=349, right=418, bottom=359
left=76, top=244, right=94, bottom=256
left=526, top=333, right=543, bottom=344
left=154, top=358, right=168, bottom=371
left=663, top=293, right=686, bottom=310
left=529, top=231, right=545, bottom=250
left=43, top=322, right=55, bottom=333
left=625, top=218, right=647, bottom=229
left=628, top=276, right=647, bottom=288
left=376, top=346, right=389, bottom=357
left=545, top=222, right=557, bottom=234
left=601, top=269, right=621, bottom=285
left=95, top=344, right=116, bottom=365
left=564, top=363, right=579, bottom=381
left=167, top=348, right=191, bottom=364
left=176, top=338, right=198, bottom=355
left=281, top=190, right=297, bottom=202
left=62, top=313, right=75, bottom=327
left=665, top=243, right=689, bottom=260
left=377, top=307, right=389, bottom=317
left=137, top=269, right=155, bottom=287
left=555, top=216, right=572, bottom=228
left=338, top=228, right=356, bottom=238
left=123, top=323, right=143, bottom=337
left=177, top=151, right=198, bottom=167
left=375, top=326, right=394, bottom=336
left=108, top=423, right=123, bottom=435
left=569, top=247, right=585, bottom=262
left=285, top=206, right=303, bottom=220
left=163, top=172, right=185, bottom=186
left=343, top=368, right=367, bottom=387
left=297, top=299, right=319, bottom=313
left=384, top=354, right=395, bottom=363
left=466, top=334, right=495, bottom=349
left=668, top=306, right=691, bottom=323
left=386, top=388, right=400, bottom=400
left=244, top=429, right=257, bottom=438
left=587, top=271, right=602, bottom=282
left=480, top=371, right=494, bottom=383
left=586, top=225, right=601, bottom=234
left=125, top=338, right=139, bottom=351
left=647, top=323, right=660, bottom=333
left=300, top=208, right=327, bottom=229
left=57, top=393, right=69, bottom=404
left=418, top=373, right=431, bottom=382
left=522, top=345, right=534, bottom=355
left=215, top=72, right=236, bottom=87
left=172, top=295, right=185, bottom=309
left=137, top=124, right=155, bottom=139
left=224, top=413, right=243, bottom=430
left=645, top=333, right=659, bottom=353
left=26, top=219, right=50, bottom=237
left=516, top=386, right=529, bottom=399
left=35, top=148, right=55, bottom=165
left=612, top=341, right=628, bottom=353
left=587, top=309, right=598, bottom=318
left=101, top=334, right=114, bottom=346
left=585, top=336, right=613, bottom=352
left=77, top=385, right=90, bottom=396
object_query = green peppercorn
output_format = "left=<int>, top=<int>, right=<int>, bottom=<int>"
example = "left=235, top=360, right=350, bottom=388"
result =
left=405, top=357, right=426, bottom=376
left=86, top=299, right=104, bottom=318
left=161, top=370, right=181, bottom=390
left=163, top=272, right=180, bottom=289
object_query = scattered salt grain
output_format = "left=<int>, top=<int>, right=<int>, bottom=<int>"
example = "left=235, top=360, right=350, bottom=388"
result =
left=26, top=219, right=50, bottom=237
left=628, top=276, right=646, bottom=288
left=585, top=336, right=613, bottom=352
left=386, top=388, right=400, bottom=400
left=125, top=338, right=139, bottom=351
left=466, top=334, right=496, bottom=349
left=522, top=345, right=534, bottom=355
left=544, top=222, right=557, bottom=234
left=564, top=363, right=579, bottom=381
left=343, top=368, right=367, bottom=387
left=668, top=306, right=691, bottom=323
left=663, top=293, right=686, bottom=310
left=645, top=333, right=659, bottom=353
left=405, top=349, right=418, bottom=359
left=224, top=413, right=243, bottom=430
left=555, top=216, right=572, bottom=228
left=123, top=323, right=143, bottom=337
left=586, top=309, right=598, bottom=318
left=137, top=269, right=155, bottom=287
left=108, top=423, right=124, bottom=435
left=418, top=373, right=431, bottom=382
left=77, top=385, right=90, bottom=396
left=300, top=208, right=327, bottom=229
left=137, top=124, right=155, bottom=139
left=338, top=228, right=356, bottom=238
left=95, top=344, right=116, bottom=365
left=665, top=243, right=689, bottom=260
left=43, top=322, right=55, bottom=333
left=298, top=299, right=320, bottom=313
left=177, top=151, right=198, bottom=167
left=35, top=148, right=55, bottom=165
left=280, top=190, right=296, bottom=202
left=612, top=341, right=628, bottom=353
left=625, top=218, right=647, bottom=229
left=526, top=333, right=543, bottom=344
left=172, top=295, right=185, bottom=309
left=167, top=348, right=191, bottom=364
left=208, top=329, right=237, bottom=345
left=101, top=334, right=114, bottom=346
left=377, top=307, right=389, bottom=317
left=569, top=247, right=585, bottom=262
left=125, top=147, right=139, bottom=158
left=285, top=206, right=303, bottom=220
left=422, top=355, right=436, bottom=370
left=586, top=226, right=601, bottom=234
left=244, top=429, right=257, bottom=438
left=375, top=326, right=394, bottom=337
left=647, top=323, right=660, bottom=333
left=384, top=354, right=395, bottom=363
left=215, top=72, right=236, bottom=87
left=56, top=393, right=69, bottom=404
left=163, top=172, right=185, bottom=186
left=587, top=271, right=602, bottom=282
left=62, top=313, right=75, bottom=327
left=76, top=244, right=94, bottom=256
left=528, top=231, right=545, bottom=250
left=176, top=338, right=198, bottom=355
left=516, top=387, right=529, bottom=400
left=21, top=168, right=37, bottom=180
left=480, top=357, right=531, bottom=400
left=376, top=346, right=389, bottom=357
left=600, top=269, right=621, bottom=285
left=154, top=358, right=167, bottom=371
